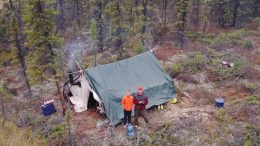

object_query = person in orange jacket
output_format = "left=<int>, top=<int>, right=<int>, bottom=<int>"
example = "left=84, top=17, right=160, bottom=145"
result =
left=121, top=90, right=134, bottom=127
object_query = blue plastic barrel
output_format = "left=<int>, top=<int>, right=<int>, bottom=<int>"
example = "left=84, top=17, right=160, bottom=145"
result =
left=215, top=97, right=224, bottom=108
left=127, top=124, right=135, bottom=137
left=42, top=102, right=56, bottom=116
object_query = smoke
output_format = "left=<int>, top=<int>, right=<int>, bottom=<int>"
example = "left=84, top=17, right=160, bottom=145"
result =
left=63, top=35, right=93, bottom=72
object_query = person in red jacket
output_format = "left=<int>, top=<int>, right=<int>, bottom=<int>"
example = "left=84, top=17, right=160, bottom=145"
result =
left=121, top=91, right=134, bottom=127
left=134, top=86, right=149, bottom=126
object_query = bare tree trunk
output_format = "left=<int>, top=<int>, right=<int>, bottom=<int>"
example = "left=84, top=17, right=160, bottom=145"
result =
left=141, top=0, right=148, bottom=44
left=75, top=0, right=81, bottom=29
left=57, top=0, right=65, bottom=33
left=55, top=76, right=62, bottom=98
left=134, top=0, right=140, bottom=22
left=10, top=0, right=32, bottom=97
left=163, top=0, right=167, bottom=29
left=71, top=0, right=76, bottom=31
left=217, top=1, right=226, bottom=27
left=192, top=0, right=200, bottom=32
left=15, top=34, right=32, bottom=97
left=252, top=0, right=259, bottom=17
left=0, top=96, right=6, bottom=127
left=115, top=0, right=123, bottom=59
left=130, top=2, right=134, bottom=28
left=65, top=109, right=73, bottom=146
left=231, top=0, right=240, bottom=27
left=95, top=0, right=103, bottom=51
left=202, top=0, right=209, bottom=36
left=179, top=0, right=188, bottom=49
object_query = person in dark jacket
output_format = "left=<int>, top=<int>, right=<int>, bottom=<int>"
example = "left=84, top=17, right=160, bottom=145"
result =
left=134, top=86, right=149, bottom=126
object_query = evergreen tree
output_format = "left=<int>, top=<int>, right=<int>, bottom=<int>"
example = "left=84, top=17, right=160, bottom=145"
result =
left=126, top=0, right=150, bottom=54
left=191, top=0, right=200, bottom=32
left=162, top=0, right=168, bottom=30
left=175, top=0, right=189, bottom=49
left=141, top=0, right=148, bottom=43
left=69, top=0, right=81, bottom=31
left=211, top=0, right=257, bottom=27
left=23, top=0, right=63, bottom=96
left=0, top=0, right=32, bottom=97
left=106, top=0, right=123, bottom=59
left=0, top=84, right=12, bottom=127
left=0, top=2, right=16, bottom=64
left=124, top=0, right=135, bottom=28
left=9, top=0, right=32, bottom=97
left=56, top=0, right=65, bottom=33
left=91, top=0, right=104, bottom=52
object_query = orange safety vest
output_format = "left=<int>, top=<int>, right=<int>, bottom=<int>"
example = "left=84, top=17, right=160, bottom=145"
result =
left=121, top=95, right=134, bottom=111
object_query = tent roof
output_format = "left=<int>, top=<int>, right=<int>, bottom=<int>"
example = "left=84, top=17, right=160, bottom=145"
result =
left=84, top=51, right=176, bottom=125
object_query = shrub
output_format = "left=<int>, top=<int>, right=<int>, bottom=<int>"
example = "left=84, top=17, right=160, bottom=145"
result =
left=246, top=95, right=260, bottom=105
left=216, top=108, right=231, bottom=124
left=206, top=49, right=247, bottom=80
left=210, top=32, right=250, bottom=49
left=0, top=118, right=47, bottom=146
left=171, top=63, right=183, bottom=77
left=243, top=134, right=252, bottom=146
left=111, top=55, right=118, bottom=63
left=255, top=17, right=260, bottom=30
left=49, top=123, right=65, bottom=139
left=186, top=31, right=216, bottom=44
left=162, top=62, right=183, bottom=77
left=243, top=125, right=260, bottom=146
left=242, top=81, right=258, bottom=92
left=242, top=40, right=253, bottom=50
left=162, top=63, right=172, bottom=75
left=212, top=35, right=232, bottom=48
left=241, top=29, right=260, bottom=37
left=194, top=30, right=254, bottom=50
left=164, top=52, right=207, bottom=77
left=183, top=52, right=207, bottom=74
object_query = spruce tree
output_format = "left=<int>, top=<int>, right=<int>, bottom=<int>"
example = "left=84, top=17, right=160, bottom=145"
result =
left=192, top=0, right=200, bottom=32
left=175, top=0, right=189, bottom=49
left=0, top=0, right=32, bottom=97
left=23, top=0, right=63, bottom=96
left=91, top=0, right=104, bottom=52
left=56, top=0, right=65, bottom=33
left=107, top=0, right=123, bottom=59
left=125, top=0, right=149, bottom=54
left=124, top=0, right=135, bottom=28
left=211, top=0, right=257, bottom=27
left=0, top=84, right=12, bottom=127
left=9, top=0, right=32, bottom=97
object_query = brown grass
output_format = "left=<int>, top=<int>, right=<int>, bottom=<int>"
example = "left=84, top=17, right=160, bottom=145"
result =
left=155, top=45, right=177, bottom=61
left=0, top=1, right=4, bottom=10
left=242, top=67, right=260, bottom=80
left=177, top=73, right=199, bottom=84
left=191, top=88, right=215, bottom=105
left=0, top=118, right=47, bottom=146
left=251, top=52, right=260, bottom=65
left=228, top=104, right=259, bottom=124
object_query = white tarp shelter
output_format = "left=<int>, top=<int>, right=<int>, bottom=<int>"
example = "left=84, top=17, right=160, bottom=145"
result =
left=69, top=75, right=102, bottom=113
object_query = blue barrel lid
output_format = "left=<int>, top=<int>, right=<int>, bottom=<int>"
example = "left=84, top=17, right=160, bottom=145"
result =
left=215, top=97, right=224, bottom=103
left=41, top=102, right=54, bottom=107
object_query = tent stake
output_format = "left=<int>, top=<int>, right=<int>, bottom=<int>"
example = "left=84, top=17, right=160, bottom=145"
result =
left=109, top=124, right=114, bottom=137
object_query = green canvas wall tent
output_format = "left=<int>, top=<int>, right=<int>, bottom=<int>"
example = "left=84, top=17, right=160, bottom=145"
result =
left=67, top=51, right=176, bottom=126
